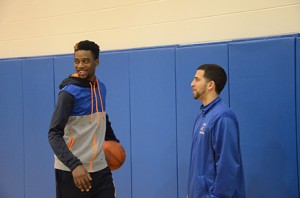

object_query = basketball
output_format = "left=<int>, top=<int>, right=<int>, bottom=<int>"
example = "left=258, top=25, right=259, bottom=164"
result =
left=102, top=140, right=126, bottom=171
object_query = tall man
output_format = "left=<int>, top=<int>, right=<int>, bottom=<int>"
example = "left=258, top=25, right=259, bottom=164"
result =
left=188, top=64, right=245, bottom=198
left=48, top=40, right=118, bottom=198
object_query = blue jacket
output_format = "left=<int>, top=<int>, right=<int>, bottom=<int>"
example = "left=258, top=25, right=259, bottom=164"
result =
left=188, top=97, right=245, bottom=198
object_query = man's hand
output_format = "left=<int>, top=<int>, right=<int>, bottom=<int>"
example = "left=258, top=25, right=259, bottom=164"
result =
left=72, top=165, right=92, bottom=192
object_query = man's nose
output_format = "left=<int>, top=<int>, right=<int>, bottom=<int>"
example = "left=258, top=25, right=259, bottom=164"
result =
left=78, top=61, right=84, bottom=68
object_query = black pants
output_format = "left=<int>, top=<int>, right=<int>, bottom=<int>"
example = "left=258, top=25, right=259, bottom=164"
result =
left=55, top=167, right=115, bottom=198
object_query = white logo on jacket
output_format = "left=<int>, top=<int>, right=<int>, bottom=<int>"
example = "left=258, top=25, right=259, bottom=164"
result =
left=199, top=123, right=206, bottom=134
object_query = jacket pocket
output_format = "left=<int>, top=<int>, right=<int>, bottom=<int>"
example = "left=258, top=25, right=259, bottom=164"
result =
left=67, top=135, right=75, bottom=150
left=196, top=175, right=209, bottom=197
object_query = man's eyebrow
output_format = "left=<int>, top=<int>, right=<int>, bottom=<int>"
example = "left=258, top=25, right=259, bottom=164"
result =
left=74, top=57, right=90, bottom=61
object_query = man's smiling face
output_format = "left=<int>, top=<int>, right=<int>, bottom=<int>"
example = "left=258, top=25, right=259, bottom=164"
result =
left=74, top=50, right=99, bottom=81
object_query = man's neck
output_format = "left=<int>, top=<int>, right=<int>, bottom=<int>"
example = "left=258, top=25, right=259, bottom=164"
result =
left=201, top=93, right=219, bottom=106
left=89, top=76, right=96, bottom=82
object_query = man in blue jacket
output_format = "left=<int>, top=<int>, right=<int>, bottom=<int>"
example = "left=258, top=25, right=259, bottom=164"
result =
left=188, top=64, right=245, bottom=198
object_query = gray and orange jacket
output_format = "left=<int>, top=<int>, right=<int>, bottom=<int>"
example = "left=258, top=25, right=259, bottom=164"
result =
left=48, top=74, right=118, bottom=172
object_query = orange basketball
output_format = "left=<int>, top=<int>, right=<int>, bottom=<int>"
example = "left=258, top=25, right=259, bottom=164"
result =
left=102, top=140, right=126, bottom=171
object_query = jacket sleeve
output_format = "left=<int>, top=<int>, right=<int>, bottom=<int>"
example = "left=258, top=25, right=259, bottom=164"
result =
left=48, top=91, right=82, bottom=171
left=211, top=116, right=242, bottom=197
left=105, top=114, right=119, bottom=142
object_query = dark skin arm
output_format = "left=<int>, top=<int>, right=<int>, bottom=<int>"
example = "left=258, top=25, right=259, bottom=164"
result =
left=49, top=92, right=91, bottom=192
left=72, top=165, right=92, bottom=192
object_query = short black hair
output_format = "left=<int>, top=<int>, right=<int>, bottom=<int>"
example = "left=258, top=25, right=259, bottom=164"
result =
left=197, top=64, right=227, bottom=94
left=74, top=40, right=100, bottom=60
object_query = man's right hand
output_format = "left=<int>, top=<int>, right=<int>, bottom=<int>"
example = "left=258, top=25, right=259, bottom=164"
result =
left=72, top=165, right=92, bottom=192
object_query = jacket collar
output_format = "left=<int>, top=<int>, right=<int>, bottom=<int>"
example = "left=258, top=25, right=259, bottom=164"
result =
left=200, top=97, right=221, bottom=116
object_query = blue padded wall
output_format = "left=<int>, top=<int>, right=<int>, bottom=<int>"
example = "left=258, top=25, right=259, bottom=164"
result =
left=98, top=51, right=132, bottom=198
left=297, top=37, right=300, bottom=192
left=176, top=43, right=229, bottom=198
left=22, top=58, right=55, bottom=198
left=0, top=34, right=299, bottom=198
left=229, top=37, right=298, bottom=198
left=0, top=60, right=24, bottom=198
left=129, top=47, right=177, bottom=198
left=53, top=55, right=74, bottom=102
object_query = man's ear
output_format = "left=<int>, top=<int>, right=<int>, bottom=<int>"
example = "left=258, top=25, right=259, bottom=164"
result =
left=207, top=80, right=215, bottom=91
left=96, top=59, right=99, bottom=66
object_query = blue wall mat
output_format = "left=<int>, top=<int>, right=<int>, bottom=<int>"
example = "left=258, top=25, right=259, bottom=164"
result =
left=98, top=51, right=132, bottom=197
left=296, top=37, right=300, bottom=193
left=229, top=37, right=298, bottom=198
left=0, top=60, right=24, bottom=198
left=129, top=47, right=177, bottom=198
left=22, top=58, right=55, bottom=198
left=175, top=43, right=229, bottom=198
left=53, top=55, right=74, bottom=102
left=1, top=34, right=299, bottom=198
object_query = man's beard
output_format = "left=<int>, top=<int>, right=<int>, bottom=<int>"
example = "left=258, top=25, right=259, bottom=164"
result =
left=193, top=92, right=200, bottom=100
